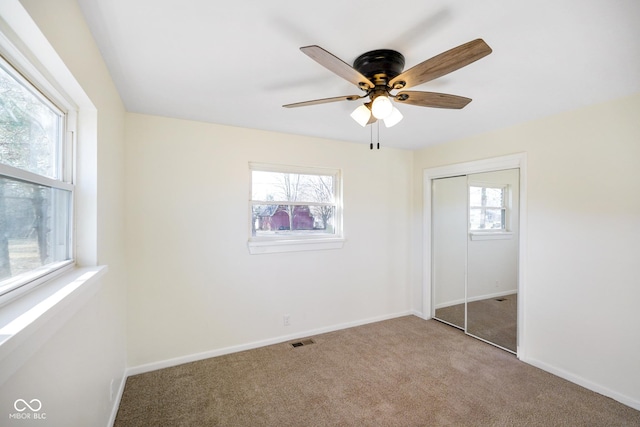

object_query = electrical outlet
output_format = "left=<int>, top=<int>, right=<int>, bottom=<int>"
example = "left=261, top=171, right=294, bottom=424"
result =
left=283, top=314, right=290, bottom=326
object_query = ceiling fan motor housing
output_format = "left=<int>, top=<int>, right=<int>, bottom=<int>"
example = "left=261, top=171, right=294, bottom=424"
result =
left=353, top=49, right=405, bottom=83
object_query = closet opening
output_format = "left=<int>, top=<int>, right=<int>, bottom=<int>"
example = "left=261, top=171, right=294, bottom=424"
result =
left=423, top=154, right=527, bottom=357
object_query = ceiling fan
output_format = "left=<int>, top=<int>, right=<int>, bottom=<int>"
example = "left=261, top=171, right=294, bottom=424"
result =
left=283, top=39, right=492, bottom=129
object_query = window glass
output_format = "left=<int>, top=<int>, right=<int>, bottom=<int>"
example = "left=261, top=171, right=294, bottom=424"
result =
left=0, top=176, right=71, bottom=284
left=250, top=166, right=340, bottom=239
left=0, top=61, right=63, bottom=180
left=251, top=171, right=335, bottom=204
left=469, top=185, right=506, bottom=231
left=470, top=186, right=503, bottom=208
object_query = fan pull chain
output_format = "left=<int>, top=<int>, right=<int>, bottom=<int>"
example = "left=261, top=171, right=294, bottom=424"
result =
left=369, top=121, right=381, bottom=150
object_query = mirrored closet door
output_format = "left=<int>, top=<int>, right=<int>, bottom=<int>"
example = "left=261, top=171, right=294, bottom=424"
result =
left=432, top=169, right=519, bottom=353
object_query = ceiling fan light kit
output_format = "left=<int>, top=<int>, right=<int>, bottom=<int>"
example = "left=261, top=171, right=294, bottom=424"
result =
left=351, top=98, right=403, bottom=128
left=383, top=106, right=403, bottom=128
left=371, top=95, right=393, bottom=119
left=350, top=104, right=372, bottom=127
left=283, top=38, right=493, bottom=146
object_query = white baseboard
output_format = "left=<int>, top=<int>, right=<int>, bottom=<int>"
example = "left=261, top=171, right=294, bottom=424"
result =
left=107, top=371, right=128, bottom=427
left=410, top=309, right=429, bottom=319
left=126, top=310, right=414, bottom=377
left=435, top=289, right=517, bottom=309
left=524, top=357, right=640, bottom=411
left=467, top=289, right=517, bottom=303
left=435, top=298, right=465, bottom=310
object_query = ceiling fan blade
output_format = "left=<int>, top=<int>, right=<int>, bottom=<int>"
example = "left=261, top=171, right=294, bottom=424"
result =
left=388, top=39, right=492, bottom=90
left=301, top=45, right=375, bottom=90
left=394, top=91, right=472, bottom=109
left=283, top=95, right=363, bottom=108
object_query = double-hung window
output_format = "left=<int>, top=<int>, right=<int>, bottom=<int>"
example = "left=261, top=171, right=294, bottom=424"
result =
left=469, top=184, right=507, bottom=231
left=248, top=163, right=344, bottom=254
left=0, top=54, right=74, bottom=303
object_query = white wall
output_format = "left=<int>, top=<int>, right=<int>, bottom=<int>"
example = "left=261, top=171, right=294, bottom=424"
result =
left=413, top=92, right=640, bottom=409
left=125, top=113, right=414, bottom=368
left=0, top=0, right=127, bottom=425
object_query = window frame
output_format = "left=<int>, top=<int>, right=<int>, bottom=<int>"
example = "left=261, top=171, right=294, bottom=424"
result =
left=248, top=162, right=344, bottom=254
left=0, top=47, right=76, bottom=306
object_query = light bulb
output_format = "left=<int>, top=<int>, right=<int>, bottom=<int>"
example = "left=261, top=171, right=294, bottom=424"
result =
left=371, top=95, right=393, bottom=119
left=350, top=104, right=371, bottom=127
left=383, top=106, right=403, bottom=128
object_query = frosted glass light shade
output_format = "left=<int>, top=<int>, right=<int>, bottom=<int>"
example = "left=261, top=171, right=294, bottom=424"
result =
left=383, top=106, right=403, bottom=128
left=350, top=104, right=371, bottom=127
left=371, top=96, right=393, bottom=119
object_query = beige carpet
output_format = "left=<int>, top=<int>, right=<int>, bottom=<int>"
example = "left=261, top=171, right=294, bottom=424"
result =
left=115, top=316, right=640, bottom=426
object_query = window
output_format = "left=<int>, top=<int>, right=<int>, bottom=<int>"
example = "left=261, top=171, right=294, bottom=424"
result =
left=469, top=184, right=506, bottom=231
left=0, top=54, right=74, bottom=302
left=248, top=163, right=343, bottom=254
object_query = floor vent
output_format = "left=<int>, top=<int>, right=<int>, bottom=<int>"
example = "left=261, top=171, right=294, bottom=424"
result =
left=291, top=339, right=315, bottom=348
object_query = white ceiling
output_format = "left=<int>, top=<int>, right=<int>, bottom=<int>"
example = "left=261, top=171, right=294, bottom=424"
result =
left=77, top=0, right=640, bottom=150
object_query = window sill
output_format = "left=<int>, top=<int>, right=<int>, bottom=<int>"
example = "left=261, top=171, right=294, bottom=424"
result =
left=0, top=265, right=107, bottom=383
left=248, top=237, right=345, bottom=254
left=469, top=231, right=513, bottom=241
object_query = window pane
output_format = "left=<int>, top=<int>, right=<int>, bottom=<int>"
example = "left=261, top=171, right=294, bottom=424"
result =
left=484, top=208, right=505, bottom=229
left=251, top=204, right=336, bottom=237
left=470, top=186, right=504, bottom=208
left=484, top=187, right=504, bottom=207
left=0, top=62, right=62, bottom=179
left=470, top=207, right=505, bottom=230
left=309, top=205, right=336, bottom=233
left=0, top=175, right=71, bottom=283
left=469, top=208, right=483, bottom=230
left=252, top=171, right=334, bottom=203
left=469, top=186, right=483, bottom=206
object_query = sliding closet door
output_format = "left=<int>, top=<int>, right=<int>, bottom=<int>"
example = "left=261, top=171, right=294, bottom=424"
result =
left=431, top=169, right=519, bottom=353
left=466, top=169, right=519, bottom=352
left=432, top=176, right=467, bottom=329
